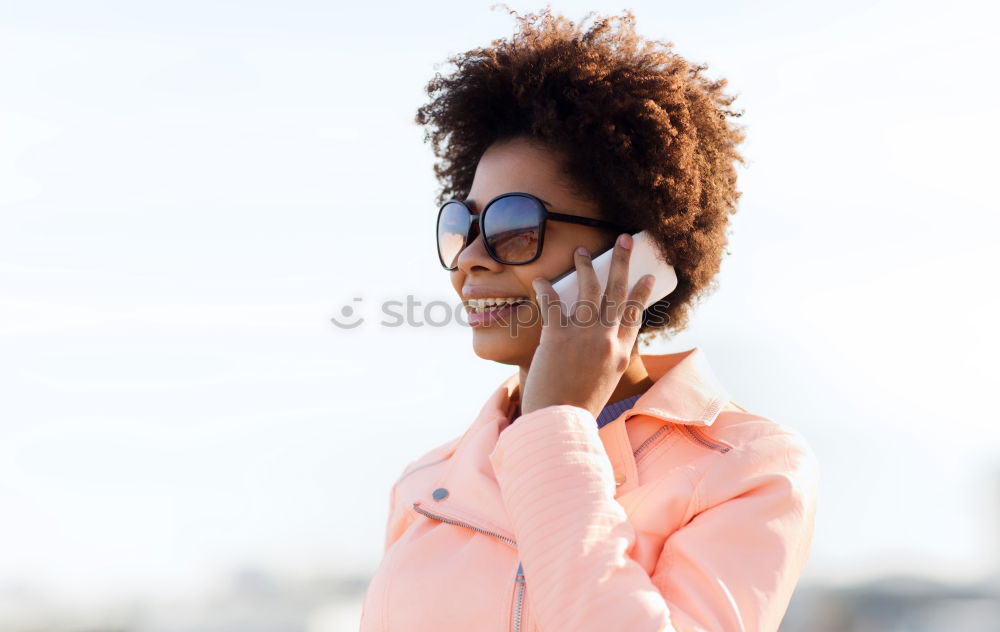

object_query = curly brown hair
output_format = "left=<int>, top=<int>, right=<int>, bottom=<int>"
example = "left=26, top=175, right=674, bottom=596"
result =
left=415, top=4, right=746, bottom=340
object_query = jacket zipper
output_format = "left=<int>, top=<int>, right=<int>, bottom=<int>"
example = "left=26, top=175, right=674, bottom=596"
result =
left=411, top=503, right=525, bottom=629
left=632, top=424, right=672, bottom=462
left=681, top=425, right=731, bottom=453
left=411, top=502, right=517, bottom=547
left=633, top=424, right=730, bottom=462
left=512, top=561, right=525, bottom=632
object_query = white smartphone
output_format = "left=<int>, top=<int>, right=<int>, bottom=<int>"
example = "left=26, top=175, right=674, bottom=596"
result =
left=550, top=231, right=678, bottom=316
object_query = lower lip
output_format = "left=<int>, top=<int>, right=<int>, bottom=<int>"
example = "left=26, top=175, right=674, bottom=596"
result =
left=467, top=301, right=528, bottom=327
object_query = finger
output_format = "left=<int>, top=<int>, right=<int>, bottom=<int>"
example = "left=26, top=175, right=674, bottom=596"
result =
left=618, top=274, right=655, bottom=341
left=532, top=276, right=565, bottom=330
left=605, top=233, right=633, bottom=322
left=573, top=246, right=602, bottom=311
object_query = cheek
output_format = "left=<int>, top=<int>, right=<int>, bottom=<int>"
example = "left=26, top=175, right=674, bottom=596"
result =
left=534, top=233, right=585, bottom=280
left=518, top=247, right=572, bottom=285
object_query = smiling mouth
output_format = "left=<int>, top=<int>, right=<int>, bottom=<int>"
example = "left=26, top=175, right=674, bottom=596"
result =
left=465, top=298, right=531, bottom=313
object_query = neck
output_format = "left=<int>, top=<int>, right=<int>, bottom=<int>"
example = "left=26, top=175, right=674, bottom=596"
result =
left=513, top=343, right=653, bottom=418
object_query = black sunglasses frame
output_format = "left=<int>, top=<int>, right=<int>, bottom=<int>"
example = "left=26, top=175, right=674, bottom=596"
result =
left=436, top=191, right=633, bottom=270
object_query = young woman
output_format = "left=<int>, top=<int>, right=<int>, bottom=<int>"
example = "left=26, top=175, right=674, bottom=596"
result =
left=359, top=7, right=819, bottom=632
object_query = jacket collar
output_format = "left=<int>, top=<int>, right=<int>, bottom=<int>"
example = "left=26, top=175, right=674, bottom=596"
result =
left=480, top=346, right=730, bottom=430
left=624, top=347, right=731, bottom=427
left=484, top=347, right=730, bottom=497
left=424, top=347, right=731, bottom=528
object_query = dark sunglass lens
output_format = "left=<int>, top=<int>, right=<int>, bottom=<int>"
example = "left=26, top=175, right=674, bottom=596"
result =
left=437, top=202, right=470, bottom=268
left=482, top=195, right=543, bottom=264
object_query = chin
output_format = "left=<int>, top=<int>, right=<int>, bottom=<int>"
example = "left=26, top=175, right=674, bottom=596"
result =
left=471, top=327, right=536, bottom=366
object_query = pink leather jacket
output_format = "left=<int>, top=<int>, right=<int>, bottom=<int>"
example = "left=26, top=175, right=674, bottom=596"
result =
left=359, top=347, right=820, bottom=631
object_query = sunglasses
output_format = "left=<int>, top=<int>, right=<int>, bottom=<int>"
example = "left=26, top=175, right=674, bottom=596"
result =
left=436, top=191, right=633, bottom=270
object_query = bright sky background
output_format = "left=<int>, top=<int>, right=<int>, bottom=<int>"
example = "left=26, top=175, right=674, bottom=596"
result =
left=1, top=0, right=998, bottom=607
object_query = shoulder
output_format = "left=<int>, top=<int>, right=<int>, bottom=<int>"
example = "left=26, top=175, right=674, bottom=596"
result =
left=688, top=402, right=820, bottom=505
left=393, top=432, right=464, bottom=486
left=702, top=401, right=818, bottom=461
left=382, top=430, right=466, bottom=542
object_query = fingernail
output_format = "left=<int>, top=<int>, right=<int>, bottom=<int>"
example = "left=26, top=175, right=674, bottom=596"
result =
left=618, top=233, right=632, bottom=250
left=643, top=275, right=655, bottom=288
left=576, top=246, right=589, bottom=257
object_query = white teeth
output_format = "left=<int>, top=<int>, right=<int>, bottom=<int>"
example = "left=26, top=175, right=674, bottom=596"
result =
left=467, top=297, right=526, bottom=313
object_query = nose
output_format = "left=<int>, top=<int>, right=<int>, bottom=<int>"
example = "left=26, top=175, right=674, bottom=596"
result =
left=455, top=228, right=504, bottom=275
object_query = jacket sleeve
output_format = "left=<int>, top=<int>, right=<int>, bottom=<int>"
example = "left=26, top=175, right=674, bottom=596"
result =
left=487, top=404, right=819, bottom=632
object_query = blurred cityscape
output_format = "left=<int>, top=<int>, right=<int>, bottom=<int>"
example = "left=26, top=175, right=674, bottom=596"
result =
left=2, top=567, right=999, bottom=632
